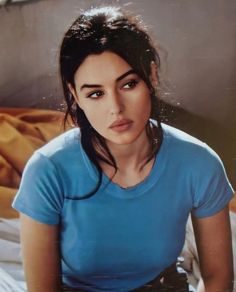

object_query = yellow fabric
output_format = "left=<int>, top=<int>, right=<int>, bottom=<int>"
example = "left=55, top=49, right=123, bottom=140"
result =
left=0, top=108, right=66, bottom=218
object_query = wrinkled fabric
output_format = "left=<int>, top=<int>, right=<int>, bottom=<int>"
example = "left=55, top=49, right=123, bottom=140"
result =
left=0, top=107, right=65, bottom=218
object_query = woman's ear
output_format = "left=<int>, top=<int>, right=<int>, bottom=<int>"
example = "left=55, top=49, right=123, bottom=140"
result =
left=67, top=83, right=82, bottom=108
left=67, top=83, right=77, bottom=99
left=150, top=61, right=158, bottom=88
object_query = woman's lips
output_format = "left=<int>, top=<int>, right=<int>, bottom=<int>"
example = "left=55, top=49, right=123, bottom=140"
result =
left=109, top=119, right=133, bottom=132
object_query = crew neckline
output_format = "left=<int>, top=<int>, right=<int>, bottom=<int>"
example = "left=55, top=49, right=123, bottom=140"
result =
left=81, top=124, right=170, bottom=199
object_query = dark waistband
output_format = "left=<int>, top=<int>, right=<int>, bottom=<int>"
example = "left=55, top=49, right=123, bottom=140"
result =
left=61, top=262, right=189, bottom=292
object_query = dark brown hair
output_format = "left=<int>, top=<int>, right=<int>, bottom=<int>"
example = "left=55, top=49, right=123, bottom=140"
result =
left=60, top=6, right=163, bottom=199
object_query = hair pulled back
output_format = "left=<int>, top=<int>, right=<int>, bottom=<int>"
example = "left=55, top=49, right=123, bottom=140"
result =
left=60, top=6, right=163, bottom=199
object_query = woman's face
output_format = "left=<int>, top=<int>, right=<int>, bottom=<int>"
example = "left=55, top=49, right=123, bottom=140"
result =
left=70, top=51, right=152, bottom=147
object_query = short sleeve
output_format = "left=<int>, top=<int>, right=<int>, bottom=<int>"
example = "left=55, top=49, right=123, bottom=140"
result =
left=191, top=144, right=234, bottom=218
left=12, top=152, right=64, bottom=225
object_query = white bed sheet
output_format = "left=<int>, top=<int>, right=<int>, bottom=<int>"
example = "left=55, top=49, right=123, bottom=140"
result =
left=0, top=219, right=26, bottom=292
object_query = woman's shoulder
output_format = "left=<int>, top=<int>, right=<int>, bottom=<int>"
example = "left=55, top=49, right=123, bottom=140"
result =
left=36, top=127, right=81, bottom=158
left=23, top=127, right=83, bottom=174
left=162, top=123, right=205, bottom=147
left=161, top=123, right=222, bottom=166
left=161, top=124, right=234, bottom=216
left=12, top=129, right=82, bottom=225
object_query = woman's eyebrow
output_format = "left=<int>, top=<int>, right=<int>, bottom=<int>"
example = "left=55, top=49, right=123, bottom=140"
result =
left=116, top=69, right=136, bottom=82
left=80, top=69, right=136, bottom=91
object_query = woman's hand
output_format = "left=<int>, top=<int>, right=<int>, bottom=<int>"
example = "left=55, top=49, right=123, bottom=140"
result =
left=192, top=205, right=234, bottom=292
left=20, top=213, right=61, bottom=292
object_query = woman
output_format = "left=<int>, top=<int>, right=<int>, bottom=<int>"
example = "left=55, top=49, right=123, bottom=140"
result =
left=12, top=6, right=234, bottom=292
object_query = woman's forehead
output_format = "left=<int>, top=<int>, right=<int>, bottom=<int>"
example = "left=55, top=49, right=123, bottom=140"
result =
left=74, top=52, right=134, bottom=86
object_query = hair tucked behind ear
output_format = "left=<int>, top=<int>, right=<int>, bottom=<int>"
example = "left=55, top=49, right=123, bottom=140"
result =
left=60, top=6, right=163, bottom=199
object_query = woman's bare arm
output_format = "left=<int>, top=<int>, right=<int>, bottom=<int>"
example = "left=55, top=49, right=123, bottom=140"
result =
left=20, top=213, right=61, bottom=292
left=192, top=205, right=234, bottom=292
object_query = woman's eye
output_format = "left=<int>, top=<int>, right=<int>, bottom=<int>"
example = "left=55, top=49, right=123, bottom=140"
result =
left=87, top=91, right=104, bottom=99
left=123, top=79, right=139, bottom=89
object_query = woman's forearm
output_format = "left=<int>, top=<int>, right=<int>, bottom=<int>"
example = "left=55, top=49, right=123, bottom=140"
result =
left=20, top=214, right=61, bottom=292
left=197, top=277, right=234, bottom=292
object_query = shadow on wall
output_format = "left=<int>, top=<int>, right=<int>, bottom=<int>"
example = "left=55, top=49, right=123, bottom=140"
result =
left=0, top=0, right=41, bottom=6
left=161, top=101, right=236, bottom=189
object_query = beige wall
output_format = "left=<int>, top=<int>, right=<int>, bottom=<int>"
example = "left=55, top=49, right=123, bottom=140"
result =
left=0, top=0, right=235, bottom=124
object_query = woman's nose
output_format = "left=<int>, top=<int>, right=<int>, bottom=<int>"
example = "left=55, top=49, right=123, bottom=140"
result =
left=109, top=91, right=124, bottom=115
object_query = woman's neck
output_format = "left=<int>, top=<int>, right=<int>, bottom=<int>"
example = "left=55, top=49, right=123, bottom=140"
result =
left=101, top=133, right=154, bottom=188
left=106, top=130, right=151, bottom=172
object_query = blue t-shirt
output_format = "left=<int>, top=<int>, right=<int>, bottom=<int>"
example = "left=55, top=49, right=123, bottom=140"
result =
left=12, top=124, right=234, bottom=291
